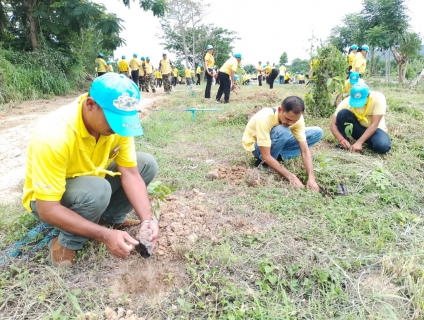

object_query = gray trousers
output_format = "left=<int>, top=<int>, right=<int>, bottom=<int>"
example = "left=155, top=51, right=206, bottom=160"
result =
left=30, top=152, right=158, bottom=250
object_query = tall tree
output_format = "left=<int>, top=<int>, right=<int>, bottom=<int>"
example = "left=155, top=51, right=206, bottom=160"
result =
left=390, top=32, right=422, bottom=83
left=279, top=52, right=288, bottom=65
left=121, top=0, right=167, bottom=16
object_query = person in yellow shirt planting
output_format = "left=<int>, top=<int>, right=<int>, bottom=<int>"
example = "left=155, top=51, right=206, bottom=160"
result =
left=22, top=73, right=159, bottom=267
left=298, top=72, right=305, bottom=84
left=242, top=96, right=323, bottom=190
left=118, top=55, right=129, bottom=77
left=204, top=45, right=215, bottom=99
left=330, top=83, right=391, bottom=154
left=95, top=53, right=107, bottom=77
left=352, top=45, right=369, bottom=77
left=242, top=73, right=251, bottom=85
left=196, top=64, right=202, bottom=85
left=215, top=53, right=242, bottom=103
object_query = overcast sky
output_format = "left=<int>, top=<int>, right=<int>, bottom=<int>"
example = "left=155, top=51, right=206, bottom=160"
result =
left=94, top=0, right=423, bottom=67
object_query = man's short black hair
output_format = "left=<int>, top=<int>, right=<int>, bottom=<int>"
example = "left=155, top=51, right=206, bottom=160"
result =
left=281, top=96, right=305, bottom=114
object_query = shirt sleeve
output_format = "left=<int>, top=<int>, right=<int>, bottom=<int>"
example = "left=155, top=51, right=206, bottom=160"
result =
left=290, top=116, right=306, bottom=142
left=255, top=118, right=272, bottom=147
left=114, top=137, right=137, bottom=167
left=31, top=139, right=69, bottom=202
left=334, top=98, right=349, bottom=116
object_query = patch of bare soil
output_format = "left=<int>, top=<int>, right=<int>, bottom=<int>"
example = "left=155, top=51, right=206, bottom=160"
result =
left=239, top=89, right=280, bottom=105
left=206, top=166, right=263, bottom=187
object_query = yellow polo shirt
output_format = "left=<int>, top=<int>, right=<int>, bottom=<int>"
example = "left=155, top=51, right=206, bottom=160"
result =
left=279, top=66, right=286, bottom=75
left=155, top=71, right=162, bottom=79
left=335, top=92, right=387, bottom=131
left=185, top=69, right=192, bottom=78
left=145, top=62, right=152, bottom=74
left=196, top=66, right=201, bottom=74
left=242, top=108, right=306, bottom=152
left=205, top=52, right=215, bottom=68
left=348, top=52, right=356, bottom=67
left=130, top=58, right=140, bottom=71
left=264, top=66, right=273, bottom=74
left=107, top=65, right=113, bottom=72
left=160, top=59, right=172, bottom=74
left=118, top=59, right=129, bottom=72
left=220, top=57, right=238, bottom=76
left=352, top=52, right=367, bottom=74
left=22, top=94, right=137, bottom=212
left=139, top=62, right=145, bottom=76
left=95, top=58, right=107, bottom=72
left=173, top=68, right=178, bottom=77
left=256, top=64, right=262, bottom=76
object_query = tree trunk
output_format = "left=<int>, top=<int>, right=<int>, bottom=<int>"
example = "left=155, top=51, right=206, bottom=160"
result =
left=402, top=60, right=408, bottom=82
left=411, top=67, right=424, bottom=86
left=23, top=0, right=38, bottom=50
left=370, top=48, right=375, bottom=76
left=398, top=62, right=403, bottom=84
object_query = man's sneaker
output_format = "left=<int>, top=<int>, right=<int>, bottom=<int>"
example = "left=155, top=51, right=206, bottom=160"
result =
left=214, top=100, right=221, bottom=104
left=99, top=218, right=140, bottom=230
left=49, top=237, right=76, bottom=268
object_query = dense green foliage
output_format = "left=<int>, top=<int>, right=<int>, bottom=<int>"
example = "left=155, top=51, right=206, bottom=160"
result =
left=289, top=58, right=310, bottom=74
left=305, top=44, right=346, bottom=117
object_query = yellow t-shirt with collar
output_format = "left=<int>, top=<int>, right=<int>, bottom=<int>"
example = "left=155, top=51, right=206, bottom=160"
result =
left=130, top=58, right=140, bottom=71
left=220, top=57, right=239, bottom=75
left=256, top=64, right=262, bottom=76
left=95, top=58, right=107, bottom=72
left=173, top=68, right=178, bottom=77
left=155, top=71, right=162, bottom=79
left=145, top=62, right=152, bottom=74
left=279, top=66, right=286, bottom=75
left=118, top=59, right=129, bottom=72
left=185, top=69, right=192, bottom=78
left=335, top=91, right=387, bottom=131
left=264, top=66, right=273, bottom=74
left=242, top=107, right=306, bottom=152
left=107, top=65, right=113, bottom=72
left=160, top=59, right=172, bottom=74
left=22, top=94, right=137, bottom=212
left=196, top=66, right=201, bottom=74
left=352, top=52, right=366, bottom=74
left=205, top=52, right=215, bottom=68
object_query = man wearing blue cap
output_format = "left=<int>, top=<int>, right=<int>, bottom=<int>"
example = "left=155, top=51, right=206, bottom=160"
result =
left=22, top=73, right=159, bottom=267
left=95, top=53, right=107, bottom=77
left=330, top=83, right=391, bottom=154
left=215, top=53, right=242, bottom=103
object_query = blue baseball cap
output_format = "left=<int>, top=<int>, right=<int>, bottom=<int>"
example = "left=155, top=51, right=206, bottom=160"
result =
left=206, top=45, right=213, bottom=50
left=349, top=72, right=360, bottom=85
left=234, top=53, right=242, bottom=59
left=122, top=55, right=126, bottom=59
left=350, top=44, right=358, bottom=50
left=146, top=57, right=150, bottom=60
left=360, top=45, right=370, bottom=52
left=89, top=73, right=143, bottom=137
left=349, top=83, right=369, bottom=108
left=141, top=57, right=145, bottom=60
left=133, top=53, right=137, bottom=57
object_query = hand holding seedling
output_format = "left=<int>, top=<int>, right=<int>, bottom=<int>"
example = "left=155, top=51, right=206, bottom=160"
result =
left=350, top=141, right=363, bottom=153
left=139, top=220, right=159, bottom=247
left=289, top=174, right=305, bottom=189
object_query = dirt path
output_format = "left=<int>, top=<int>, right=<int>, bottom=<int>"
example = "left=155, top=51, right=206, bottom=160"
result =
left=0, top=92, right=162, bottom=205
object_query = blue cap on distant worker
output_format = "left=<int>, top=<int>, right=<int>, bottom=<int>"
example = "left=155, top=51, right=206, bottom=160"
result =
left=146, top=57, right=150, bottom=60
left=133, top=53, right=137, bottom=57
left=206, top=45, right=213, bottom=50
left=107, top=60, right=111, bottom=64
left=263, top=65, right=266, bottom=68
left=350, top=44, right=358, bottom=50
left=141, top=57, right=145, bottom=60
left=360, top=45, right=370, bottom=52
left=99, top=53, right=104, bottom=57
left=122, top=55, right=126, bottom=59
left=349, top=83, right=369, bottom=108
left=234, top=53, right=242, bottom=59
left=89, top=73, right=143, bottom=137
left=349, top=71, right=360, bottom=85
left=162, top=53, right=166, bottom=56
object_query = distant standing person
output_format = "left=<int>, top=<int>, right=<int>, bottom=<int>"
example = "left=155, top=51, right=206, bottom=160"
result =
left=118, top=55, right=129, bottom=77
left=215, top=53, right=242, bottom=104
left=130, top=54, right=140, bottom=87
left=259, top=64, right=278, bottom=89
left=159, top=53, right=172, bottom=94
left=143, top=57, right=155, bottom=93
left=279, top=64, right=286, bottom=84
left=139, top=57, right=147, bottom=91
left=196, top=64, right=202, bottom=85
left=106, top=61, right=113, bottom=73
left=185, top=66, right=192, bottom=86
left=95, top=53, right=107, bottom=77
left=172, top=66, right=178, bottom=87
left=204, top=45, right=215, bottom=99
left=256, top=61, right=263, bottom=86
left=155, top=70, right=162, bottom=88
left=347, top=44, right=358, bottom=75
left=352, top=45, right=369, bottom=78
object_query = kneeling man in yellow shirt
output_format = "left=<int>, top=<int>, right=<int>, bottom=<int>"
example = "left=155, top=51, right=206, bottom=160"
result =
left=242, top=96, right=323, bottom=190
left=330, top=83, right=391, bottom=154
left=23, top=73, right=159, bottom=267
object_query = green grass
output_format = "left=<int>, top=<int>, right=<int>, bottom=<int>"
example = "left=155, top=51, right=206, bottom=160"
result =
left=1, top=80, right=424, bottom=319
